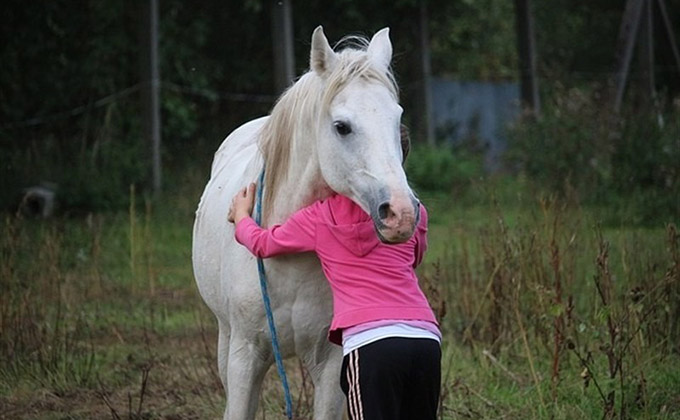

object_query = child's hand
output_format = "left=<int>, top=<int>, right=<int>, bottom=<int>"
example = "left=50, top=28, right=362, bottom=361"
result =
left=228, top=183, right=256, bottom=224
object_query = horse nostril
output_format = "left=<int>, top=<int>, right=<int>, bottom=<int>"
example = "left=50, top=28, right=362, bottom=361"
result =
left=378, top=202, right=392, bottom=221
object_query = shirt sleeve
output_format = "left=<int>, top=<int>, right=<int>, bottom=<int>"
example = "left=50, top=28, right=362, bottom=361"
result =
left=412, top=204, right=429, bottom=268
left=234, top=203, right=318, bottom=258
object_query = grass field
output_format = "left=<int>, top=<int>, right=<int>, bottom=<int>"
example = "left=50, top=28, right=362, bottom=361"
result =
left=1, top=176, right=679, bottom=419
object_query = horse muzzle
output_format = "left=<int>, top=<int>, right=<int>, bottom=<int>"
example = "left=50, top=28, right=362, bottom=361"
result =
left=373, top=194, right=420, bottom=244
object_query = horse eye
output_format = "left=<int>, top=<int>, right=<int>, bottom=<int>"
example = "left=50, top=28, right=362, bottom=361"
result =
left=333, top=121, right=352, bottom=136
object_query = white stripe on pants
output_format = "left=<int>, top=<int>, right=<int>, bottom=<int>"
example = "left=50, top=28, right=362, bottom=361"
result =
left=346, top=350, right=364, bottom=420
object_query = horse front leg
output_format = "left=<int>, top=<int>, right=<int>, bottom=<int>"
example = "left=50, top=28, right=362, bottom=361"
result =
left=224, top=331, right=271, bottom=420
left=306, top=344, right=345, bottom=420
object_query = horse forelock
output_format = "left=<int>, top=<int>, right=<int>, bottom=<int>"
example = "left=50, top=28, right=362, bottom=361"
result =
left=258, top=38, right=398, bottom=223
left=321, top=46, right=399, bottom=111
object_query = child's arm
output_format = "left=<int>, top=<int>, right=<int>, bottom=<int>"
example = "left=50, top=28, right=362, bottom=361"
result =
left=412, top=204, right=429, bottom=268
left=228, top=184, right=317, bottom=258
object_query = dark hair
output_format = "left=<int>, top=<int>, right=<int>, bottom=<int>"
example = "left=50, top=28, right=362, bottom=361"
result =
left=400, top=124, right=411, bottom=164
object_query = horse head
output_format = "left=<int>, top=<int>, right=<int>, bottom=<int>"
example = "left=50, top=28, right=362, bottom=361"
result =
left=311, top=26, right=419, bottom=244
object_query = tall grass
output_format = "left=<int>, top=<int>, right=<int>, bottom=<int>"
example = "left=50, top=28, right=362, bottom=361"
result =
left=0, top=214, right=99, bottom=393
left=0, top=185, right=224, bottom=418
left=1, top=179, right=679, bottom=419
left=422, top=189, right=680, bottom=419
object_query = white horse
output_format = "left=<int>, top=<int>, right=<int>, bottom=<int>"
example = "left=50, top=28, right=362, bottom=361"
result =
left=192, top=26, right=419, bottom=420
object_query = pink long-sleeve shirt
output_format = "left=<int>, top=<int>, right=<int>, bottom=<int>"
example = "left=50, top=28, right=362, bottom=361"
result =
left=234, top=194, right=437, bottom=345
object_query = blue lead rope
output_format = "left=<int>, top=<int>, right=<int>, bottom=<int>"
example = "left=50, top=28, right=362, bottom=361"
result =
left=254, top=168, right=293, bottom=419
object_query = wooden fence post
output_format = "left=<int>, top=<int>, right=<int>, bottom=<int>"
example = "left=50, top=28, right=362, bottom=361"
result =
left=141, top=0, right=162, bottom=194
left=514, top=0, right=541, bottom=117
left=271, top=0, right=295, bottom=95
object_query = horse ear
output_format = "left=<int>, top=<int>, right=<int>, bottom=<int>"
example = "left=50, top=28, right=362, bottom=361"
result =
left=367, top=28, right=392, bottom=70
left=310, top=26, right=337, bottom=76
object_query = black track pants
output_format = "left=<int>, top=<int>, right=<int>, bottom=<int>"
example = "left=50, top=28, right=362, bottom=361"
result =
left=340, top=337, right=441, bottom=420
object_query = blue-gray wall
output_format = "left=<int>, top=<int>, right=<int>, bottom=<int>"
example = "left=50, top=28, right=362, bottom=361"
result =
left=431, top=77, right=520, bottom=170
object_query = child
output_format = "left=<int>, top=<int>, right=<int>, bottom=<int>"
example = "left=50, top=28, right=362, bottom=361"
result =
left=228, top=128, right=441, bottom=419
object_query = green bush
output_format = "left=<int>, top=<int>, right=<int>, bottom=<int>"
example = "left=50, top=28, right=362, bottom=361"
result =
left=506, top=87, right=611, bottom=196
left=608, top=113, right=680, bottom=223
left=507, top=86, right=680, bottom=225
left=406, top=141, right=485, bottom=195
left=59, top=136, right=147, bottom=212
left=0, top=0, right=221, bottom=213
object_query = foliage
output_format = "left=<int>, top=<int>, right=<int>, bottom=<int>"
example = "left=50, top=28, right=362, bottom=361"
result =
left=506, top=86, right=610, bottom=194
left=1, top=0, right=679, bottom=216
left=506, top=86, right=680, bottom=225
left=406, top=141, right=485, bottom=195
left=0, top=0, right=233, bottom=211
left=608, top=109, right=680, bottom=224
left=533, top=0, right=621, bottom=79
left=430, top=0, right=518, bottom=80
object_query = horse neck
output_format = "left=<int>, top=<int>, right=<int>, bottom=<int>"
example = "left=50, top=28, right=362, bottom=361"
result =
left=267, top=125, right=331, bottom=225
left=260, top=73, right=334, bottom=225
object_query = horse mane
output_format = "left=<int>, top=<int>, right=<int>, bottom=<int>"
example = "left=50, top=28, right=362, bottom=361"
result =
left=258, top=35, right=399, bottom=222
